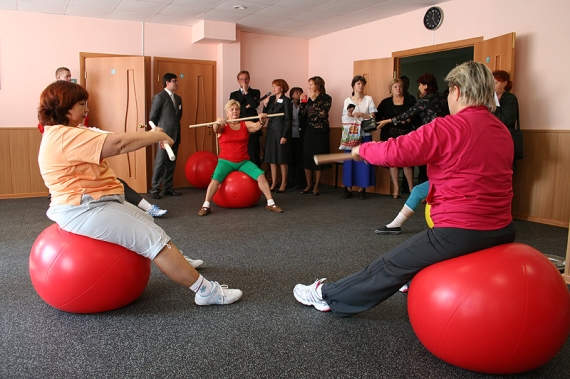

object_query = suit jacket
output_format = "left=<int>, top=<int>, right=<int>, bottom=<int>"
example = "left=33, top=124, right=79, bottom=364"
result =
left=229, top=88, right=261, bottom=118
left=149, top=89, right=182, bottom=145
left=264, top=95, right=292, bottom=139
left=230, top=88, right=261, bottom=136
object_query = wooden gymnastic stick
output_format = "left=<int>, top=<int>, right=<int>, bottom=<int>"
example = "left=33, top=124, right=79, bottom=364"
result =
left=188, top=113, right=284, bottom=128
left=148, top=121, right=176, bottom=161
left=313, top=153, right=355, bottom=165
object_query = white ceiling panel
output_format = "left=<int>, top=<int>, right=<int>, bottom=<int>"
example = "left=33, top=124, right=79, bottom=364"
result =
left=1, top=0, right=455, bottom=39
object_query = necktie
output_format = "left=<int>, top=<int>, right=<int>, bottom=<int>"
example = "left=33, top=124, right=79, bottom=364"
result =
left=170, top=93, right=176, bottom=107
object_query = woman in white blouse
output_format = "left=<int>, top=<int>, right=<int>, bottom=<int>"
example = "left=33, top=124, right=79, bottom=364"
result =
left=341, top=75, right=377, bottom=199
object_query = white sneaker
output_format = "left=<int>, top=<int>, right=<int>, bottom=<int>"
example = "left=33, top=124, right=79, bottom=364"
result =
left=183, top=255, right=204, bottom=268
left=194, top=281, right=242, bottom=305
left=147, top=204, right=167, bottom=217
left=293, top=278, right=331, bottom=312
left=399, top=284, right=409, bottom=293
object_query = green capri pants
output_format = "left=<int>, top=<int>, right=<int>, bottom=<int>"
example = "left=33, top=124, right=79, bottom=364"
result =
left=212, top=159, right=264, bottom=182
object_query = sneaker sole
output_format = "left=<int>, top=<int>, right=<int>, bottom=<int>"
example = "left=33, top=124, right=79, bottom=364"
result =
left=374, top=230, right=401, bottom=235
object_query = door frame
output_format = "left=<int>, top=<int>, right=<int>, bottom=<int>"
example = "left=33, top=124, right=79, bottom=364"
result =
left=392, top=37, right=482, bottom=77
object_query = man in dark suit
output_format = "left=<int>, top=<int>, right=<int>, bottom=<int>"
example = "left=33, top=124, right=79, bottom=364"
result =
left=150, top=73, right=183, bottom=199
left=229, top=70, right=262, bottom=166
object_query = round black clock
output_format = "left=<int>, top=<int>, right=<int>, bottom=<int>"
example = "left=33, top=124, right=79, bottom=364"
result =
left=424, top=6, right=443, bottom=30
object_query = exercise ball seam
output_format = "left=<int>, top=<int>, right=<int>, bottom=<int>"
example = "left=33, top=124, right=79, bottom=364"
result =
left=434, top=252, right=503, bottom=355
left=43, top=232, right=75, bottom=290
left=56, top=254, right=123, bottom=308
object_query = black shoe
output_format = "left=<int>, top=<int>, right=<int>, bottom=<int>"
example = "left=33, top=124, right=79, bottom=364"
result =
left=374, top=226, right=401, bottom=235
left=342, top=187, right=353, bottom=199
left=358, top=191, right=366, bottom=200
left=151, top=192, right=161, bottom=199
left=163, top=190, right=181, bottom=196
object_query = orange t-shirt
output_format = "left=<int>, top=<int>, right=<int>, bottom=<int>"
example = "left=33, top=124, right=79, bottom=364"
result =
left=38, top=125, right=124, bottom=206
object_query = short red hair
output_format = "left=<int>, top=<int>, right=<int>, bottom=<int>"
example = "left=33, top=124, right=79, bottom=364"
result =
left=38, top=81, right=89, bottom=126
left=492, top=70, right=513, bottom=91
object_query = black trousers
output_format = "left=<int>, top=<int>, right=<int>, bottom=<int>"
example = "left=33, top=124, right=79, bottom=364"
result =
left=117, top=178, right=142, bottom=206
left=248, top=132, right=262, bottom=167
left=288, top=137, right=305, bottom=187
left=322, top=224, right=516, bottom=317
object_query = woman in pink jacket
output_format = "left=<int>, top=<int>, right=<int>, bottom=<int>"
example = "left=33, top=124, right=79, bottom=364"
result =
left=294, top=62, right=516, bottom=317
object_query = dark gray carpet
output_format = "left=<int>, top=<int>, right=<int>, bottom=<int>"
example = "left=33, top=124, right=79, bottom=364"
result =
left=1, top=186, right=568, bottom=378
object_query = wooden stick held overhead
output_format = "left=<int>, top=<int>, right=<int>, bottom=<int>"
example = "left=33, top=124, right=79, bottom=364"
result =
left=188, top=113, right=284, bottom=129
left=313, top=153, right=355, bottom=165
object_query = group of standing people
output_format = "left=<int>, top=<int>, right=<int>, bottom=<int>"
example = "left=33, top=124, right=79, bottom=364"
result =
left=217, top=72, right=334, bottom=199
left=338, top=72, right=450, bottom=201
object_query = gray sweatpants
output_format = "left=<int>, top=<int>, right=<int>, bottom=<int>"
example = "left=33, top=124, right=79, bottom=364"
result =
left=322, top=224, right=516, bottom=317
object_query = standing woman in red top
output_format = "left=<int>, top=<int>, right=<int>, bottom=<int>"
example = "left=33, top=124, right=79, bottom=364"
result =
left=197, top=100, right=283, bottom=216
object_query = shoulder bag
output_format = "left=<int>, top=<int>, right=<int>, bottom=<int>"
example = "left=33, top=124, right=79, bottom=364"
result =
left=360, top=117, right=377, bottom=133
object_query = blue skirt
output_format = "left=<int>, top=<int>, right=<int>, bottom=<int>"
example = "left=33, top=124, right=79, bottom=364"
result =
left=342, top=135, right=376, bottom=188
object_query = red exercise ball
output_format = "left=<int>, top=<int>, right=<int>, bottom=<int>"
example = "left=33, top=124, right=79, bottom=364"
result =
left=185, top=151, right=218, bottom=189
left=29, top=224, right=151, bottom=314
left=212, top=171, right=262, bottom=208
left=408, top=243, right=570, bottom=374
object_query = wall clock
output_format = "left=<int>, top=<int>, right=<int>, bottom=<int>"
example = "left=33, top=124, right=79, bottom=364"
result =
left=424, top=6, right=443, bottom=30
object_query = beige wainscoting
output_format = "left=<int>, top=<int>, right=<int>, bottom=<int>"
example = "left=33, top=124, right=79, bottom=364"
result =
left=0, top=127, right=47, bottom=198
left=512, top=130, right=570, bottom=227
left=1, top=127, right=569, bottom=228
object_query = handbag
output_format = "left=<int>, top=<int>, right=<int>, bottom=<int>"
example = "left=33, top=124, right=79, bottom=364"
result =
left=510, top=116, right=524, bottom=160
left=360, top=117, right=377, bottom=133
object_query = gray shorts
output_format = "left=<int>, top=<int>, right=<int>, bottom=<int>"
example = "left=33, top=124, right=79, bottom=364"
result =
left=47, top=194, right=170, bottom=260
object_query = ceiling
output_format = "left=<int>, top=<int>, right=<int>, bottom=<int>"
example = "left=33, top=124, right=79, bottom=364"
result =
left=1, top=0, right=452, bottom=39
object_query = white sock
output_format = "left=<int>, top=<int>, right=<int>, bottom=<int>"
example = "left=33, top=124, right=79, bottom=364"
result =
left=138, top=199, right=152, bottom=212
left=387, top=210, right=411, bottom=228
left=202, top=201, right=210, bottom=208
left=267, top=199, right=275, bottom=206
left=189, top=275, right=213, bottom=295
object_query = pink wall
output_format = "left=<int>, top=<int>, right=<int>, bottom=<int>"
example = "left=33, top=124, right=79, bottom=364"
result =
left=239, top=32, right=308, bottom=102
left=1, top=0, right=568, bottom=132
left=307, top=0, right=570, bottom=130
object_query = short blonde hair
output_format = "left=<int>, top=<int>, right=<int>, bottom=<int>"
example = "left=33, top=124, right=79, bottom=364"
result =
left=388, top=78, right=404, bottom=95
left=225, top=99, right=241, bottom=111
left=445, top=61, right=496, bottom=112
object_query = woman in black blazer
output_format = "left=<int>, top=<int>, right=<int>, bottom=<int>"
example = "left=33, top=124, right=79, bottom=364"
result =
left=263, top=79, right=292, bottom=192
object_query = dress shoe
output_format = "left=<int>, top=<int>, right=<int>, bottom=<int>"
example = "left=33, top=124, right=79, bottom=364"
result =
left=198, top=207, right=211, bottom=216
left=358, top=191, right=366, bottom=200
left=163, top=190, right=181, bottom=196
left=151, top=192, right=161, bottom=199
left=265, top=204, right=283, bottom=213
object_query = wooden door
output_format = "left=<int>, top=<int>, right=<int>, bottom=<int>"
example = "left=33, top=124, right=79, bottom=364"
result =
left=474, top=32, right=516, bottom=84
left=84, top=56, right=149, bottom=193
left=354, top=57, right=394, bottom=195
left=154, top=58, right=216, bottom=188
